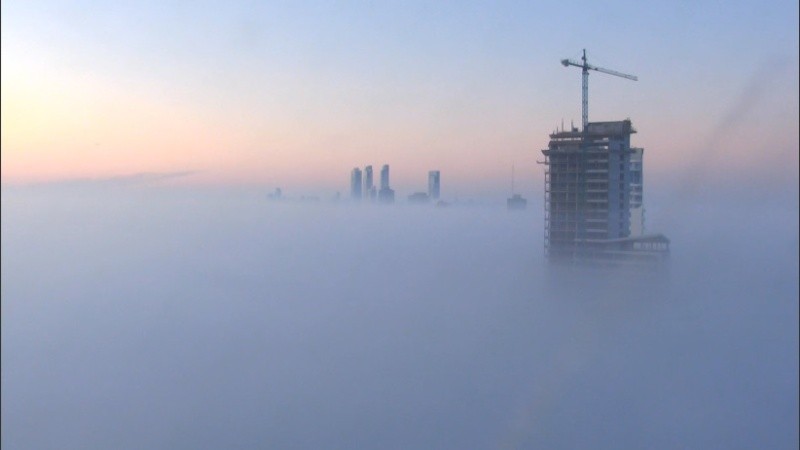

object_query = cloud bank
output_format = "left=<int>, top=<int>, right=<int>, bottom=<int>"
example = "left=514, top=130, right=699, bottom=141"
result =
left=1, top=187, right=797, bottom=449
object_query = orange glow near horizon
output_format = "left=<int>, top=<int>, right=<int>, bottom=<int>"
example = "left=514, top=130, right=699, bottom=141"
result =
left=2, top=53, right=797, bottom=192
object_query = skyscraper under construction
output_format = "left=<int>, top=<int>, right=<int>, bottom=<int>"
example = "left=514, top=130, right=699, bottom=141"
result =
left=542, top=50, right=669, bottom=267
left=542, top=121, right=668, bottom=266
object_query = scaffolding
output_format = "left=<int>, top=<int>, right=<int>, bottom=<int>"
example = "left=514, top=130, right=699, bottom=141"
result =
left=541, top=120, right=665, bottom=266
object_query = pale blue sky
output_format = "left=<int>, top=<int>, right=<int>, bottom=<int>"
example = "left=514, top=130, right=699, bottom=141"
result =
left=2, top=0, right=798, bottom=196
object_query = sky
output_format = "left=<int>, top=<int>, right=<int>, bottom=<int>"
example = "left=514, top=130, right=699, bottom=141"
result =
left=2, top=0, right=798, bottom=198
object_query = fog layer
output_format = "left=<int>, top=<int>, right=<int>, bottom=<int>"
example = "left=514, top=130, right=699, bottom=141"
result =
left=2, top=187, right=798, bottom=449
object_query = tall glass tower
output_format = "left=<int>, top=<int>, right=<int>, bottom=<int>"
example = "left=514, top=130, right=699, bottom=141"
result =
left=428, top=170, right=440, bottom=200
left=350, top=167, right=362, bottom=200
left=378, top=164, right=394, bottom=203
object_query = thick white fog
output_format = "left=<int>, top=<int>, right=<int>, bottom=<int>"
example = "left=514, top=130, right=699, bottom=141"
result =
left=2, top=185, right=798, bottom=449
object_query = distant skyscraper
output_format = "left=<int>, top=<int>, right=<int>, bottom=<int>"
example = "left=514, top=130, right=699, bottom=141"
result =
left=364, top=165, right=376, bottom=201
left=378, top=164, right=395, bottom=203
left=364, top=165, right=373, bottom=192
left=350, top=167, right=362, bottom=200
left=380, top=165, right=390, bottom=190
left=428, top=170, right=440, bottom=200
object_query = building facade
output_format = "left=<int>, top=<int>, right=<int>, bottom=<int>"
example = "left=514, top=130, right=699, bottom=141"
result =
left=364, top=165, right=376, bottom=201
left=629, top=148, right=644, bottom=236
left=380, top=164, right=390, bottom=190
left=350, top=167, right=362, bottom=200
left=378, top=164, right=394, bottom=203
left=428, top=170, right=440, bottom=200
left=542, top=120, right=666, bottom=265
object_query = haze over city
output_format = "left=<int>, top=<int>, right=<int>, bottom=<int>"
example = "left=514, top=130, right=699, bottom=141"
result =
left=2, top=1, right=798, bottom=449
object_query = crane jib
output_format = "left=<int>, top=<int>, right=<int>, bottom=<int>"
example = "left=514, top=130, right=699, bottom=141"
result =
left=560, top=50, right=638, bottom=131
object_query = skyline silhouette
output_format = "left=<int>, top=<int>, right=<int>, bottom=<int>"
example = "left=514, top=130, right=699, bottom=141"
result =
left=2, top=2, right=797, bottom=196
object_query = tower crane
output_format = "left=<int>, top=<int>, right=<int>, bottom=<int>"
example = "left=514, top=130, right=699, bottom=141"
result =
left=561, top=49, right=637, bottom=131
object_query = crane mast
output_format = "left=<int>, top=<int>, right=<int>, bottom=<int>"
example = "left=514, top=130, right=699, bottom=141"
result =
left=561, top=49, right=637, bottom=131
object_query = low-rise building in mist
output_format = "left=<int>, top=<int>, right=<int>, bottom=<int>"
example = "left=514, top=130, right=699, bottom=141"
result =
left=408, top=192, right=430, bottom=204
left=379, top=187, right=395, bottom=203
left=268, top=188, right=282, bottom=201
left=507, top=194, right=527, bottom=210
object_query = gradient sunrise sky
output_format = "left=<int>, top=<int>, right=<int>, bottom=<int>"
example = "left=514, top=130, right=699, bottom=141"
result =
left=2, top=0, right=798, bottom=196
